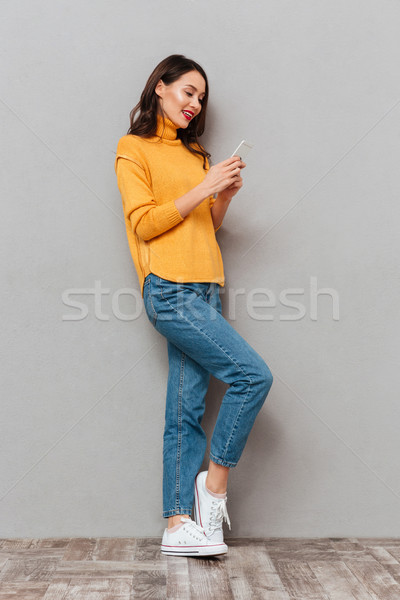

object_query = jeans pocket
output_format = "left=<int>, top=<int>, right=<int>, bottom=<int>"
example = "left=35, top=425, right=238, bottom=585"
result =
left=143, top=278, right=158, bottom=327
left=158, top=279, right=187, bottom=303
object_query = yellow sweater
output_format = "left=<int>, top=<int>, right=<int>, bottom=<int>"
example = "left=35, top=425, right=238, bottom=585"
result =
left=114, top=113, right=225, bottom=297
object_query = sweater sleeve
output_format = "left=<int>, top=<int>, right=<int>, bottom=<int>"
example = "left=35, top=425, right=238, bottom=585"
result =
left=208, top=194, right=222, bottom=232
left=204, top=156, right=221, bottom=232
left=115, top=155, right=184, bottom=241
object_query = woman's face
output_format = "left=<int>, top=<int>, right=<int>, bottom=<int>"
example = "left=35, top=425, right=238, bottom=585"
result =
left=155, top=70, right=206, bottom=128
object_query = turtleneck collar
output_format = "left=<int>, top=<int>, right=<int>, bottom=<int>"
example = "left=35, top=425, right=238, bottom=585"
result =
left=155, top=113, right=179, bottom=141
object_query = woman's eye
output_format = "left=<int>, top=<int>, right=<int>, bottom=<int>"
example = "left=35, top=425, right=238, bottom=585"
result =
left=186, top=91, right=204, bottom=103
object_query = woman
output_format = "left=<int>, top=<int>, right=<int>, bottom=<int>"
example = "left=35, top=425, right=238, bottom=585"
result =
left=114, top=54, right=273, bottom=557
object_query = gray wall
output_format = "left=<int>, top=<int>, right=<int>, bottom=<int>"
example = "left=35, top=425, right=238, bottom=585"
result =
left=1, top=0, right=399, bottom=538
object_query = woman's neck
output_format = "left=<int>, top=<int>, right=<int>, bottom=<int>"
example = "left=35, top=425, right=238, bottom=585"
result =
left=155, top=113, right=178, bottom=141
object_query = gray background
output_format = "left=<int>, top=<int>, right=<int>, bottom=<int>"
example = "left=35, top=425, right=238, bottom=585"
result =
left=1, top=0, right=399, bottom=538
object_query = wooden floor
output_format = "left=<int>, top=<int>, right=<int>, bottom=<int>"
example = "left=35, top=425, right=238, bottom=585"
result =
left=1, top=537, right=400, bottom=599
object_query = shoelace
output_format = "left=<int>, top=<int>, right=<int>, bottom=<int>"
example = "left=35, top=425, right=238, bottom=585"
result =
left=209, top=496, right=231, bottom=533
left=180, top=516, right=207, bottom=536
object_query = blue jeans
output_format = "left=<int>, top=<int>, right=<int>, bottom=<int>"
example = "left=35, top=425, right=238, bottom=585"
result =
left=143, top=273, right=273, bottom=518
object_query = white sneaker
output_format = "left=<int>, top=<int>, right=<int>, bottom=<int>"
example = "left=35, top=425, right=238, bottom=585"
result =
left=194, top=471, right=231, bottom=544
left=160, top=517, right=228, bottom=556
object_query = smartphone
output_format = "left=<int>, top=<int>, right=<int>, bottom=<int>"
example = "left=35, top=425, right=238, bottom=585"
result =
left=230, top=140, right=254, bottom=160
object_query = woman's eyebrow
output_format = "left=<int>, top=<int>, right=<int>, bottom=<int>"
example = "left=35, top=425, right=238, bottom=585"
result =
left=185, top=84, right=206, bottom=96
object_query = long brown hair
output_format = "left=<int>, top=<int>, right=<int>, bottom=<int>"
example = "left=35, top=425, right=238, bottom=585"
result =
left=127, top=54, right=211, bottom=170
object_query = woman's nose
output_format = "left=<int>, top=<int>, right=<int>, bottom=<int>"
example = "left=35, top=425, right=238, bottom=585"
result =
left=191, top=99, right=201, bottom=111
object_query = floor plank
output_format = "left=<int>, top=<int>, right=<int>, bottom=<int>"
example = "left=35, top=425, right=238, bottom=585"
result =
left=0, top=581, right=50, bottom=600
left=0, top=537, right=400, bottom=599
left=308, top=560, right=375, bottom=600
left=187, top=554, right=231, bottom=599
left=233, top=542, right=290, bottom=600
left=345, top=558, right=400, bottom=600
left=165, top=556, right=191, bottom=599
left=274, top=560, right=331, bottom=599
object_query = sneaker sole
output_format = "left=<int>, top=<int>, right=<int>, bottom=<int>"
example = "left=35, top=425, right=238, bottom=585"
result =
left=161, top=544, right=227, bottom=557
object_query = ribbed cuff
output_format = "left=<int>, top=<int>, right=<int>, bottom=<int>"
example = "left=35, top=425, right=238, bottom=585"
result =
left=164, top=199, right=184, bottom=226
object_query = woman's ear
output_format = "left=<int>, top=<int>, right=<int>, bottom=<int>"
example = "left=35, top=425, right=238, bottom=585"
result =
left=155, top=79, right=164, bottom=99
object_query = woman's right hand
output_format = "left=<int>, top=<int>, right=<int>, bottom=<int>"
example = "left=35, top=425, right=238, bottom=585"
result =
left=203, top=156, right=246, bottom=195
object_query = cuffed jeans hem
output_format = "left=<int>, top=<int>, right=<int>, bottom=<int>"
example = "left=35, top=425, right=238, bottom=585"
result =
left=163, top=507, right=193, bottom=518
left=209, top=453, right=238, bottom=468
